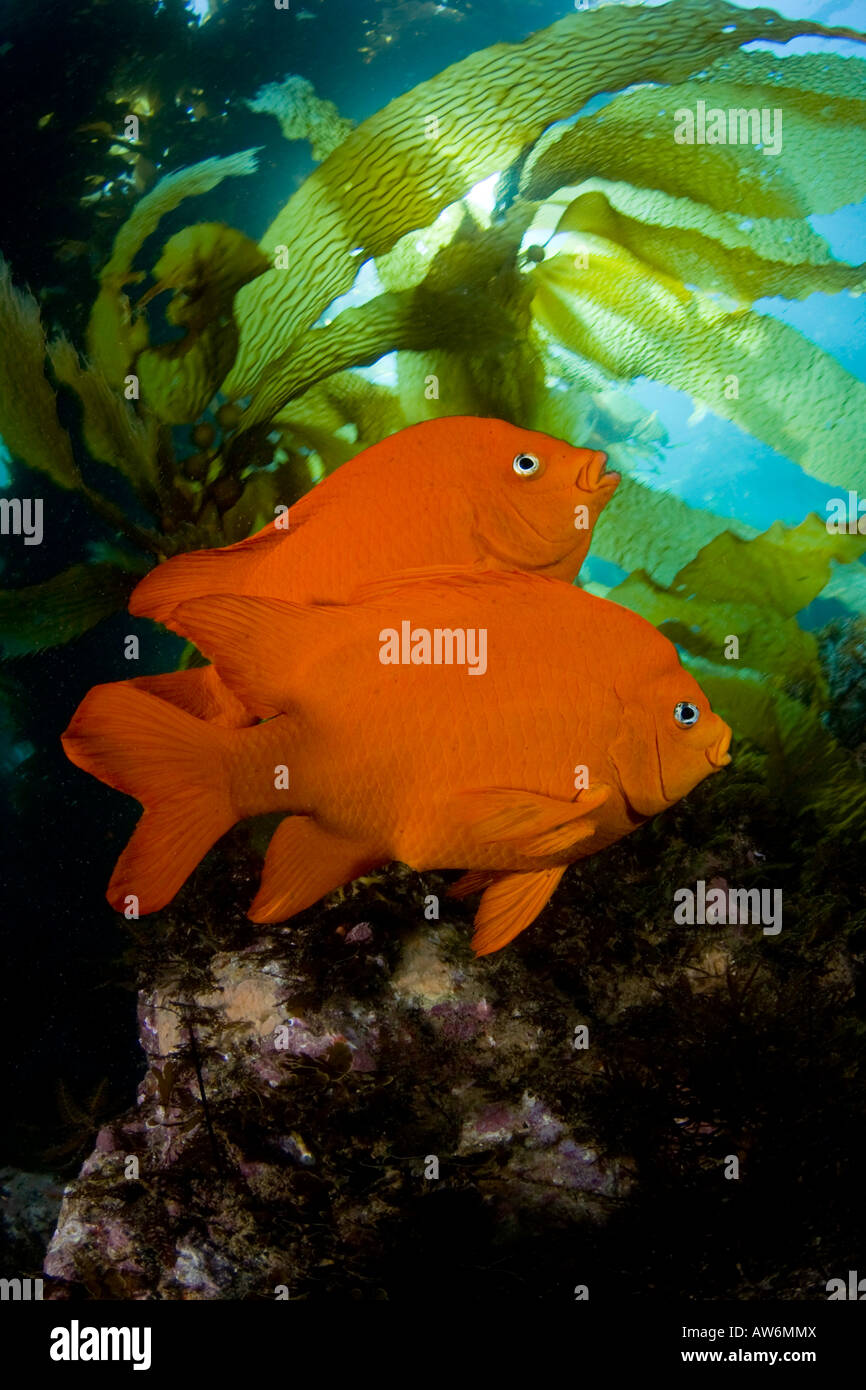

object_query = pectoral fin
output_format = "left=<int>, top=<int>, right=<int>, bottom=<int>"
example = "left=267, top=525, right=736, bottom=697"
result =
left=471, top=867, right=566, bottom=956
left=454, top=785, right=610, bottom=858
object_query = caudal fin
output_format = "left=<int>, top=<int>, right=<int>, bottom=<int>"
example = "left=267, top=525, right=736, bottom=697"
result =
left=62, top=683, right=237, bottom=914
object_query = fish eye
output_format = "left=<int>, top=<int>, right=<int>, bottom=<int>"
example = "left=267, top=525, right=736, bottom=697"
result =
left=513, top=452, right=541, bottom=477
left=674, top=701, right=700, bottom=728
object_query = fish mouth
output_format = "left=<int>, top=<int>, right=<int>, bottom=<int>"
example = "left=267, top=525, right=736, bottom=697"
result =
left=707, top=726, right=733, bottom=770
left=577, top=450, right=619, bottom=493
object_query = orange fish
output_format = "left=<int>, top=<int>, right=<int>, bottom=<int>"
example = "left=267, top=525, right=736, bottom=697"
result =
left=128, top=417, right=616, bottom=726
left=63, top=570, right=731, bottom=955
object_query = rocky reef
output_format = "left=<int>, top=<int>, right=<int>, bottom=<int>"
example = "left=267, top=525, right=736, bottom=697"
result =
left=0, top=0, right=863, bottom=1301
left=42, top=729, right=866, bottom=1300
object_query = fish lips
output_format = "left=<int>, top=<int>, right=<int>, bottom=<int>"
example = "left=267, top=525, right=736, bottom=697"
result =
left=577, top=450, right=619, bottom=496
left=706, top=724, right=733, bottom=770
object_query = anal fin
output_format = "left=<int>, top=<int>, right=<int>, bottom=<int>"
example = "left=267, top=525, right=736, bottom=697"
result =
left=249, top=816, right=384, bottom=924
left=471, top=867, right=566, bottom=956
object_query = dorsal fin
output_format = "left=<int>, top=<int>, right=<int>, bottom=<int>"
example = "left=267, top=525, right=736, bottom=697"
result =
left=129, top=523, right=290, bottom=624
left=171, top=593, right=354, bottom=718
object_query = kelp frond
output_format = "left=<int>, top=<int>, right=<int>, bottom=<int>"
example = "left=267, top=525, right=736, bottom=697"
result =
left=0, top=261, right=80, bottom=490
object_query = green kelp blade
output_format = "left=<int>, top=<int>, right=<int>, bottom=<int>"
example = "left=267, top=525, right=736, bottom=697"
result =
left=0, top=260, right=80, bottom=491
left=0, top=565, right=137, bottom=657
left=689, top=663, right=866, bottom=841
left=607, top=514, right=866, bottom=711
left=240, top=210, right=535, bottom=430
left=86, top=150, right=260, bottom=389
left=591, top=475, right=755, bottom=587
left=48, top=338, right=162, bottom=499
left=610, top=571, right=823, bottom=696
left=223, top=0, right=863, bottom=397
left=531, top=239, right=866, bottom=492
left=551, top=186, right=866, bottom=307
left=273, top=374, right=407, bottom=469
left=135, top=224, right=270, bottom=425
left=668, top=516, right=866, bottom=616
left=524, top=51, right=866, bottom=219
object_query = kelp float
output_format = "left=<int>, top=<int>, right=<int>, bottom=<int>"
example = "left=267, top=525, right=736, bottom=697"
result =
left=1, top=0, right=866, bottom=832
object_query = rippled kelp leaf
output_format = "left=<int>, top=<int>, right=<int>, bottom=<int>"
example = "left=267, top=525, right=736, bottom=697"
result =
left=523, top=51, right=866, bottom=219
left=273, top=373, right=407, bottom=470
left=241, top=290, right=436, bottom=430
left=87, top=150, right=260, bottom=388
left=550, top=185, right=866, bottom=306
left=224, top=0, right=859, bottom=396
left=48, top=337, right=162, bottom=497
left=0, top=565, right=137, bottom=657
left=608, top=520, right=864, bottom=698
left=241, top=209, right=535, bottom=429
left=135, top=224, right=270, bottom=425
left=0, top=260, right=80, bottom=490
left=667, top=516, right=866, bottom=616
left=591, top=474, right=754, bottom=586
left=244, top=74, right=354, bottom=162
left=531, top=240, right=866, bottom=492
left=219, top=470, right=293, bottom=547
left=375, top=205, right=466, bottom=294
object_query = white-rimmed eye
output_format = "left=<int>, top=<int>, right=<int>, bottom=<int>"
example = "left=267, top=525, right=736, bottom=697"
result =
left=674, top=701, right=700, bottom=728
left=513, top=453, right=540, bottom=476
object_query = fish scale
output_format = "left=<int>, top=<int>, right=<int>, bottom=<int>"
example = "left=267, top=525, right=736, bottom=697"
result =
left=126, top=416, right=616, bottom=727
left=63, top=568, right=730, bottom=952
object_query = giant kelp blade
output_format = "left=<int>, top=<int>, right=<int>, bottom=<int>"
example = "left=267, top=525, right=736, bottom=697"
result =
left=222, top=0, right=864, bottom=398
left=135, top=224, right=269, bottom=425
left=607, top=516, right=866, bottom=698
left=690, top=663, right=866, bottom=841
left=611, top=570, right=823, bottom=695
left=0, top=260, right=80, bottom=491
left=548, top=185, right=866, bottom=307
left=531, top=240, right=866, bottom=492
left=524, top=50, right=866, bottom=218
left=240, top=209, right=535, bottom=430
left=48, top=337, right=162, bottom=499
left=668, top=516, right=866, bottom=617
left=86, top=150, right=260, bottom=389
left=271, top=374, right=408, bottom=472
left=592, top=474, right=755, bottom=586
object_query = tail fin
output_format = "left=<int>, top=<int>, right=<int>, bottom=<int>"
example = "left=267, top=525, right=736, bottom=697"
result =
left=129, top=525, right=286, bottom=626
left=62, top=683, right=237, bottom=915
